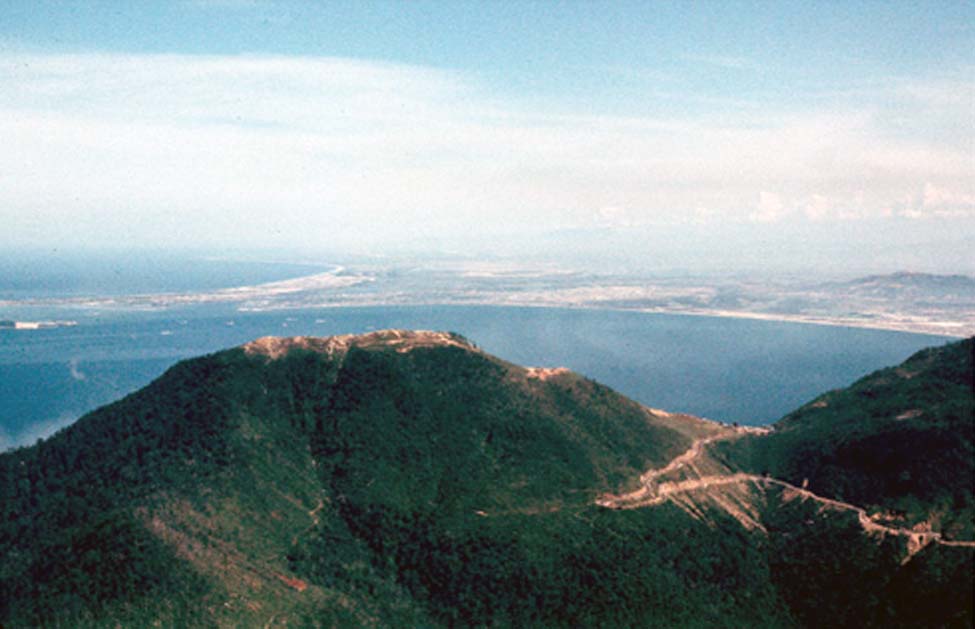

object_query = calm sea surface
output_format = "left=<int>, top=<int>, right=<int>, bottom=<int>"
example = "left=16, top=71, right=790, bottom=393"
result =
left=0, top=300, right=949, bottom=449
left=0, top=253, right=327, bottom=300
left=0, top=255, right=952, bottom=448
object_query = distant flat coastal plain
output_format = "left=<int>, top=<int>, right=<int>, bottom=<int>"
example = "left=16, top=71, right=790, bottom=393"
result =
left=3, top=262, right=972, bottom=338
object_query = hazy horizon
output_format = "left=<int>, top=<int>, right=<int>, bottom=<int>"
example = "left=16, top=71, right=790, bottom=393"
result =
left=1, top=2, right=973, bottom=275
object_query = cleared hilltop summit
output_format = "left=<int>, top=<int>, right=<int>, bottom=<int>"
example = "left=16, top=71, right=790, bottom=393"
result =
left=0, top=331, right=971, bottom=627
left=242, top=329, right=477, bottom=359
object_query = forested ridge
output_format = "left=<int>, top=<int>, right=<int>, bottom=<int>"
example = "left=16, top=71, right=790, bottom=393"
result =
left=1, top=331, right=971, bottom=627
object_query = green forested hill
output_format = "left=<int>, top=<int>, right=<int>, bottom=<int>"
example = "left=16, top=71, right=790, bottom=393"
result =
left=713, top=337, right=974, bottom=628
left=717, top=337, right=974, bottom=538
left=0, top=331, right=971, bottom=627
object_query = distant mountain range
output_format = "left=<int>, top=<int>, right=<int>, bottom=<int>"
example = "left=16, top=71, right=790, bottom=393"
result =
left=1, top=331, right=971, bottom=627
left=821, top=271, right=975, bottom=299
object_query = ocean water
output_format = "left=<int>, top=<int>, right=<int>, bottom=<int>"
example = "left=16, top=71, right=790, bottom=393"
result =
left=0, top=301, right=949, bottom=450
left=0, top=252, right=327, bottom=300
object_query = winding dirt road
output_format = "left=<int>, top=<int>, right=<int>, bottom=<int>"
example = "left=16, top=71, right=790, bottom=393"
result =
left=596, top=431, right=975, bottom=556
left=601, top=426, right=767, bottom=506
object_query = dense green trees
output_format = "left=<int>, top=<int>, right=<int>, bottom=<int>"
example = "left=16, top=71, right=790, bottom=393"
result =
left=1, top=333, right=971, bottom=626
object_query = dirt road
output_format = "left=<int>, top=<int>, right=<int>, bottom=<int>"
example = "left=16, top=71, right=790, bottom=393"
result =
left=596, top=431, right=975, bottom=555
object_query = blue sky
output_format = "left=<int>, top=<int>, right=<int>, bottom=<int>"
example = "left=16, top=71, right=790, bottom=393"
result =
left=5, top=2, right=970, bottom=110
left=1, top=1, right=973, bottom=272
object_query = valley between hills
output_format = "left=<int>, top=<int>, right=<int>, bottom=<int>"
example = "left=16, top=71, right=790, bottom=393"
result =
left=1, top=331, right=971, bottom=627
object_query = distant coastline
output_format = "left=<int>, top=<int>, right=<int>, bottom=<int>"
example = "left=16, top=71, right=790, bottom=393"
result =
left=1, top=263, right=971, bottom=339
left=245, top=298, right=967, bottom=339
left=621, top=306, right=967, bottom=339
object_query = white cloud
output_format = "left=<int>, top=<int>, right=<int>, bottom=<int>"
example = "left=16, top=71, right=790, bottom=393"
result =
left=897, top=183, right=975, bottom=220
left=800, top=190, right=890, bottom=222
left=0, top=52, right=971, bottom=250
left=922, top=182, right=975, bottom=214
left=803, top=194, right=833, bottom=222
left=750, top=191, right=785, bottom=223
left=594, top=206, right=633, bottom=227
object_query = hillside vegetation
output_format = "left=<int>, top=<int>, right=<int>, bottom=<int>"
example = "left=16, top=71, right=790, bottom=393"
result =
left=716, top=337, right=974, bottom=538
left=1, top=331, right=971, bottom=627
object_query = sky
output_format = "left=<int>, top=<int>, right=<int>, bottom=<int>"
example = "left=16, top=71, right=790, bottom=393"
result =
left=1, top=1, right=973, bottom=274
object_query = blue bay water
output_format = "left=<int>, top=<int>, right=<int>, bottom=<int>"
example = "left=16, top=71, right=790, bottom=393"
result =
left=0, top=253, right=327, bottom=300
left=0, top=302, right=949, bottom=450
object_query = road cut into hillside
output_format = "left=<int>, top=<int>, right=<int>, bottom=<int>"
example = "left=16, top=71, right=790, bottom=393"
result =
left=596, top=429, right=975, bottom=560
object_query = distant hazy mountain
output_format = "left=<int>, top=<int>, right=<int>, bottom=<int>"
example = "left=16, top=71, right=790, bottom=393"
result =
left=1, top=331, right=971, bottom=627
left=821, top=271, right=975, bottom=300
